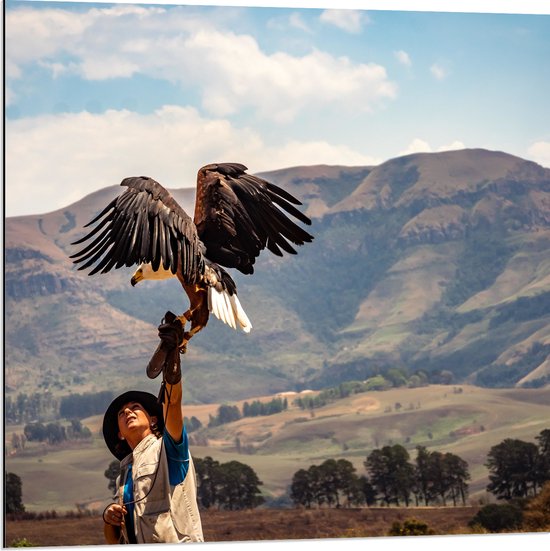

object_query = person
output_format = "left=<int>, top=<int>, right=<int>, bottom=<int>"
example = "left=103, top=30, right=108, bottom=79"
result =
left=101, top=313, right=204, bottom=544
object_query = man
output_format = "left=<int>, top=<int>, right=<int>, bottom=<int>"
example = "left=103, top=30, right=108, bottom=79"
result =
left=101, top=313, right=203, bottom=543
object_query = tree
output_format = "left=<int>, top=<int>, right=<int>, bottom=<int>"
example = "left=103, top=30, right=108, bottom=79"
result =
left=443, top=453, right=470, bottom=506
left=5, top=472, right=25, bottom=514
left=318, top=459, right=340, bottom=507
left=24, top=422, right=47, bottom=442
left=183, top=416, right=202, bottom=433
left=104, top=460, right=120, bottom=493
left=194, top=456, right=221, bottom=509
left=216, top=461, right=264, bottom=510
left=414, top=445, right=433, bottom=506
left=393, top=446, right=415, bottom=506
left=335, top=459, right=360, bottom=507
left=486, top=438, right=540, bottom=499
left=357, top=475, right=377, bottom=506
left=535, top=429, right=550, bottom=488
left=195, top=457, right=264, bottom=511
left=45, top=422, right=66, bottom=445
left=365, top=448, right=393, bottom=505
left=290, top=469, right=314, bottom=508
left=290, top=459, right=371, bottom=508
left=68, top=419, right=92, bottom=440
left=307, top=465, right=325, bottom=508
left=208, top=404, right=241, bottom=427
left=365, top=444, right=414, bottom=506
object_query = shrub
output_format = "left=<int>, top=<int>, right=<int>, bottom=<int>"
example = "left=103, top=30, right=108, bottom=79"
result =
left=468, top=503, right=523, bottom=533
left=522, top=481, right=550, bottom=532
left=10, top=538, right=35, bottom=547
left=388, top=518, right=435, bottom=536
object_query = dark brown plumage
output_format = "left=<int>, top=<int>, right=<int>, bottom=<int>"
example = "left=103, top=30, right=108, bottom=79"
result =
left=70, top=163, right=313, bottom=349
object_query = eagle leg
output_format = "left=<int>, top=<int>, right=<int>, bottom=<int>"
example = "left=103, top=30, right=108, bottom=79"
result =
left=175, top=315, right=206, bottom=354
left=177, top=285, right=209, bottom=352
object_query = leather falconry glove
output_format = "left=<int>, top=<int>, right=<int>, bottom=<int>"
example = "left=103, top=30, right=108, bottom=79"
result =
left=146, top=311, right=184, bottom=385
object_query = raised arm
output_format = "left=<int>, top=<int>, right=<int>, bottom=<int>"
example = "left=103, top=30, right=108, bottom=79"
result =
left=163, top=380, right=183, bottom=443
left=148, top=311, right=185, bottom=442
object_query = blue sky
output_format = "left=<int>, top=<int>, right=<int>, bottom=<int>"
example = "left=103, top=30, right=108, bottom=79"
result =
left=5, top=0, right=550, bottom=217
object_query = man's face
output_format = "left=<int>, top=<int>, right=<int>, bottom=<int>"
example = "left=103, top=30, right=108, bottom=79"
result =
left=117, top=401, right=153, bottom=440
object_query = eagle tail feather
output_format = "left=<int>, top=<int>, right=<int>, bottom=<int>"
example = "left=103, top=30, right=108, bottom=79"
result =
left=208, top=287, right=252, bottom=333
left=230, top=293, right=252, bottom=333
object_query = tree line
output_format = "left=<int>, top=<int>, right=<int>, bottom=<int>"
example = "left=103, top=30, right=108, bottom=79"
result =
left=5, top=391, right=59, bottom=424
left=290, top=444, right=470, bottom=509
left=10, top=428, right=550, bottom=519
left=293, top=371, right=455, bottom=412
left=5, top=390, right=114, bottom=424
left=290, top=459, right=375, bottom=508
left=21, top=419, right=92, bottom=446
left=208, top=397, right=288, bottom=427
left=103, top=456, right=265, bottom=511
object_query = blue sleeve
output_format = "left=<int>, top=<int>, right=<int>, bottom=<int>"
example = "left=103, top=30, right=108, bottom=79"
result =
left=163, top=426, right=190, bottom=486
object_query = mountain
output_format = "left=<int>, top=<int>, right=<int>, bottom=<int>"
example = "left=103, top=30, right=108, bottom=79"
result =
left=5, top=150, right=550, bottom=403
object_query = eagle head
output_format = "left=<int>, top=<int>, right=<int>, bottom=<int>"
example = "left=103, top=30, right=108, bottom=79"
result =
left=131, top=263, right=176, bottom=286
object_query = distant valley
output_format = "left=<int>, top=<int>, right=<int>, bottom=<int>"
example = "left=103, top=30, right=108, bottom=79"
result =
left=5, top=384, right=550, bottom=511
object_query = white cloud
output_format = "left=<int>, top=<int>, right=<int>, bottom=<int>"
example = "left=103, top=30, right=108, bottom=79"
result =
left=438, top=140, right=466, bottom=152
left=400, top=138, right=432, bottom=155
left=289, top=12, right=312, bottom=33
left=320, top=9, right=369, bottom=34
left=430, top=63, right=449, bottom=80
left=399, top=138, right=465, bottom=156
left=395, top=50, right=412, bottom=67
left=259, top=140, right=382, bottom=170
left=6, top=5, right=395, bottom=123
left=527, top=141, right=550, bottom=168
left=183, top=32, right=396, bottom=121
left=5, top=107, right=379, bottom=217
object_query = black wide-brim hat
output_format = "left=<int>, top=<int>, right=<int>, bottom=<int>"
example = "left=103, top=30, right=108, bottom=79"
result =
left=103, top=390, right=164, bottom=460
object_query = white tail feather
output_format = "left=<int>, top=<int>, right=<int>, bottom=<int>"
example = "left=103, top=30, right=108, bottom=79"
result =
left=223, top=291, right=236, bottom=329
left=229, top=294, right=252, bottom=333
left=208, top=287, right=252, bottom=333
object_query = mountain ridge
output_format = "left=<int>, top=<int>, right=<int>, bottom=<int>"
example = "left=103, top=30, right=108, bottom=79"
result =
left=5, top=149, right=550, bottom=402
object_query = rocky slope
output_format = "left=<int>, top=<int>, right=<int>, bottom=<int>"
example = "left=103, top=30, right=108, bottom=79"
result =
left=5, top=149, right=550, bottom=402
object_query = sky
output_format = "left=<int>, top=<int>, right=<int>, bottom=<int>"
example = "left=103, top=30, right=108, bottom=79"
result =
left=5, top=0, right=550, bottom=217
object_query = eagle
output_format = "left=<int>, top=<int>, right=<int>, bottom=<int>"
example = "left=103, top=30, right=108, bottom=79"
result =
left=70, top=163, right=314, bottom=351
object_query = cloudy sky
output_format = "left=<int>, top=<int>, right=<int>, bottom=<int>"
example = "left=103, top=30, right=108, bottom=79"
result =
left=5, top=0, right=550, bottom=217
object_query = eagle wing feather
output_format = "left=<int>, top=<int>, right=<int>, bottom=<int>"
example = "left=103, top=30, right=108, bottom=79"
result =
left=70, top=177, right=204, bottom=282
left=194, top=163, right=313, bottom=274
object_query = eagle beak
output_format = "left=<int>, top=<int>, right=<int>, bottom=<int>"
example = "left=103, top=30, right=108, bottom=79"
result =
left=131, top=269, right=143, bottom=287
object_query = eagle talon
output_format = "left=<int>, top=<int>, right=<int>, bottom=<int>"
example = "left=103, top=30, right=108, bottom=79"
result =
left=178, top=331, right=192, bottom=354
left=179, top=312, right=192, bottom=323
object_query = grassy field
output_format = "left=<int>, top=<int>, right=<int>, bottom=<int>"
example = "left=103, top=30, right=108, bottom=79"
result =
left=5, top=506, right=484, bottom=547
left=5, top=384, right=550, bottom=512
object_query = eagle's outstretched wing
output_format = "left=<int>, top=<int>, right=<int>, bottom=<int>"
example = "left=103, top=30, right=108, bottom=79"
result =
left=194, top=163, right=314, bottom=274
left=70, top=177, right=204, bottom=281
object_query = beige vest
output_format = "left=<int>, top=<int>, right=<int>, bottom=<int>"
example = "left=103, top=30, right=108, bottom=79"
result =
left=116, top=434, right=204, bottom=543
